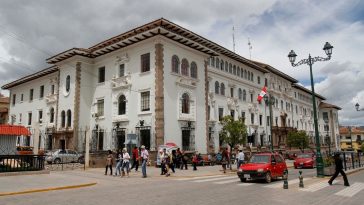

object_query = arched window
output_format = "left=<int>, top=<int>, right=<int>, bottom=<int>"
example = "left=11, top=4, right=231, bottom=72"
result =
left=251, top=73, right=254, bottom=82
left=118, top=95, right=126, bottom=115
left=225, top=61, right=228, bottom=72
left=190, top=62, right=198, bottom=78
left=181, top=93, right=190, bottom=114
left=220, top=61, right=224, bottom=70
left=171, top=55, right=179, bottom=73
left=67, top=109, right=72, bottom=127
left=237, top=67, right=240, bottom=77
left=211, top=57, right=215, bottom=67
left=66, top=75, right=70, bottom=92
left=248, top=71, right=251, bottom=80
left=220, top=83, right=225, bottom=96
left=229, top=63, right=232, bottom=73
left=61, top=111, right=65, bottom=128
left=244, top=70, right=247, bottom=79
left=257, top=76, right=261, bottom=84
left=215, top=81, right=220, bottom=94
left=243, top=89, right=246, bottom=101
left=215, top=58, right=219, bottom=68
left=238, top=88, right=243, bottom=100
left=181, top=59, right=189, bottom=76
left=233, top=65, right=236, bottom=75
left=50, top=107, right=54, bottom=123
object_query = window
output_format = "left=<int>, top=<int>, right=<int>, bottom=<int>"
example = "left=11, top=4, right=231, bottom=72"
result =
left=21, top=94, right=23, bottom=102
left=51, top=85, right=55, bottom=95
left=281, top=100, right=284, bottom=109
left=248, top=71, right=250, bottom=80
left=28, top=112, right=32, bottom=125
left=61, top=111, right=65, bottom=127
left=244, top=70, right=247, bottom=79
left=215, top=81, right=220, bottom=94
left=98, top=130, right=104, bottom=150
left=230, top=110, right=235, bottom=118
left=66, top=75, right=70, bottom=92
left=229, top=63, right=232, bottom=73
left=220, top=61, right=224, bottom=70
left=257, top=76, right=261, bottom=84
left=238, top=88, right=242, bottom=100
left=237, top=67, right=240, bottom=76
left=141, top=53, right=150, bottom=72
left=233, top=65, right=236, bottom=75
left=230, top=87, right=234, bottom=97
left=211, top=57, right=215, bottom=67
left=97, top=99, right=104, bottom=116
left=323, top=112, right=329, bottom=122
left=190, top=62, right=198, bottom=78
left=275, top=117, right=278, bottom=126
left=38, top=110, right=43, bottom=123
left=265, top=78, right=268, bottom=86
left=98, top=67, right=105, bottom=83
left=181, top=58, right=189, bottom=76
left=241, top=112, right=246, bottom=122
left=12, top=94, right=16, bottom=105
left=219, top=108, right=224, bottom=121
left=259, top=115, right=263, bottom=126
left=118, top=95, right=126, bottom=115
left=141, top=91, right=150, bottom=111
left=215, top=58, right=219, bottom=68
left=50, top=108, right=54, bottom=123
left=171, top=55, right=179, bottom=73
left=225, top=61, right=228, bottom=72
left=267, top=116, right=270, bottom=126
left=251, top=113, right=254, bottom=124
left=119, top=64, right=125, bottom=77
left=243, top=89, right=246, bottom=101
left=251, top=73, right=254, bottom=82
left=67, top=110, right=71, bottom=127
left=30, top=89, right=34, bottom=101
left=19, top=113, right=22, bottom=124
left=181, top=93, right=190, bottom=114
left=220, top=83, right=225, bottom=96
left=250, top=93, right=253, bottom=102
left=39, top=85, right=44, bottom=99
left=296, top=105, right=298, bottom=114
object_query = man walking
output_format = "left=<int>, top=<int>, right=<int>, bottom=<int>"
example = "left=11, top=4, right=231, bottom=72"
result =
left=140, top=145, right=149, bottom=178
left=131, top=147, right=139, bottom=172
left=328, top=152, right=350, bottom=186
left=237, top=149, right=245, bottom=169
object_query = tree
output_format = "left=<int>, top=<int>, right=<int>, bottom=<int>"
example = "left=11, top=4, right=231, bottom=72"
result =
left=287, top=130, right=309, bottom=153
left=219, top=116, right=247, bottom=170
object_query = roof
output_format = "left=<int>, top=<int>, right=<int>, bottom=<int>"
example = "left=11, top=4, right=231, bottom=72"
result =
left=319, top=102, right=342, bottom=110
left=0, top=97, right=9, bottom=103
left=1, top=66, right=58, bottom=89
left=339, top=127, right=364, bottom=134
left=292, top=84, right=326, bottom=100
left=251, top=60, right=298, bottom=83
left=46, top=18, right=268, bottom=73
left=0, top=107, right=8, bottom=113
left=0, top=125, right=31, bottom=136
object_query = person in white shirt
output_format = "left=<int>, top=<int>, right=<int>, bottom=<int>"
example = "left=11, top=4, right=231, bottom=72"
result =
left=140, top=145, right=149, bottom=178
left=237, top=149, right=245, bottom=169
left=121, top=148, right=130, bottom=177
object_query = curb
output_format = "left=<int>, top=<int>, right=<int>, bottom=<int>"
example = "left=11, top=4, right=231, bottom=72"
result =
left=0, top=170, right=50, bottom=177
left=0, top=182, right=97, bottom=197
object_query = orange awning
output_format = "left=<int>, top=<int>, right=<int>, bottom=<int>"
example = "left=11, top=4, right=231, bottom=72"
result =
left=0, top=125, right=31, bottom=136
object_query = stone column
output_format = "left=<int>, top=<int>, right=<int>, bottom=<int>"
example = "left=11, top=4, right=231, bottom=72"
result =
left=73, top=62, right=81, bottom=150
left=154, top=43, right=165, bottom=147
left=204, top=60, right=210, bottom=154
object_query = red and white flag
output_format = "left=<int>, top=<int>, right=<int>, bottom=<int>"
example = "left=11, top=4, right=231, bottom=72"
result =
left=257, top=86, right=267, bottom=102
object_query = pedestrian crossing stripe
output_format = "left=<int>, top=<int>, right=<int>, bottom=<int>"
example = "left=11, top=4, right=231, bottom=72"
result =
left=237, top=183, right=254, bottom=186
left=174, top=175, right=225, bottom=181
left=334, top=182, right=364, bottom=197
left=193, top=176, right=237, bottom=183
left=214, top=179, right=241, bottom=185
left=301, top=180, right=339, bottom=192
left=263, top=178, right=310, bottom=188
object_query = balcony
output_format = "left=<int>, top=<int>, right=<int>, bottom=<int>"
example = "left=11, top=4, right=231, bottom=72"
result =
left=111, top=75, right=131, bottom=90
left=45, top=93, right=57, bottom=104
left=112, top=115, right=129, bottom=123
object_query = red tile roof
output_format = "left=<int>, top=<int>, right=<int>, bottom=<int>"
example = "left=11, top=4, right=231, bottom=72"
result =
left=0, top=125, right=31, bottom=136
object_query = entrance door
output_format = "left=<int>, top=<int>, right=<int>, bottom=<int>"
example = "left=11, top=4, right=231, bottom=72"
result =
left=116, top=130, right=125, bottom=150
left=47, top=135, right=53, bottom=150
left=60, top=139, right=66, bottom=150
left=182, top=130, right=190, bottom=150
left=140, top=129, right=150, bottom=150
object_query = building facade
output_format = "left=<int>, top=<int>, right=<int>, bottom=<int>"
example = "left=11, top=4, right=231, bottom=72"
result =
left=2, top=18, right=341, bottom=154
left=340, top=126, right=364, bottom=152
left=0, top=93, right=9, bottom=124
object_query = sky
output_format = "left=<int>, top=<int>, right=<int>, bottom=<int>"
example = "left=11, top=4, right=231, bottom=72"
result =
left=0, top=0, right=363, bottom=126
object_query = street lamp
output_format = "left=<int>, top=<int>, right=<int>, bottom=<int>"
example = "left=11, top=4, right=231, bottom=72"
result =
left=355, top=103, right=364, bottom=111
left=264, top=94, right=275, bottom=152
left=288, top=42, right=333, bottom=178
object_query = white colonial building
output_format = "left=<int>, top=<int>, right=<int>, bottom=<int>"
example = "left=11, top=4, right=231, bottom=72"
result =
left=2, top=18, right=341, bottom=154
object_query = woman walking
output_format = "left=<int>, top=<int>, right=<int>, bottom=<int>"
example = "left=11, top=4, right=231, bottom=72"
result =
left=121, top=148, right=130, bottom=177
left=105, top=150, right=113, bottom=175
left=221, top=148, right=229, bottom=174
left=114, top=149, right=122, bottom=176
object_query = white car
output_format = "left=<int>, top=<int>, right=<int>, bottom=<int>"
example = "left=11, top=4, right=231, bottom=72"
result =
left=45, top=149, right=84, bottom=164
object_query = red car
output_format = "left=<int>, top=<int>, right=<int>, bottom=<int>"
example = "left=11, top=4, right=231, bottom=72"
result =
left=294, top=153, right=316, bottom=169
left=237, top=153, right=288, bottom=183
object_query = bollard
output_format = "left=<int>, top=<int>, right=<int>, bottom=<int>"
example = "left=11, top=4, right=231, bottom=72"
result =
left=299, top=171, right=304, bottom=188
left=283, top=170, right=288, bottom=189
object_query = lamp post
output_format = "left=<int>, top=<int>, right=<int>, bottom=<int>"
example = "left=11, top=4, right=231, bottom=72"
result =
left=348, top=126, right=353, bottom=150
left=288, top=42, right=333, bottom=178
left=264, top=95, right=275, bottom=152
left=355, top=103, right=364, bottom=111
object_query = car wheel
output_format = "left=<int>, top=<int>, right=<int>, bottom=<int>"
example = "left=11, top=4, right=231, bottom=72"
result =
left=240, top=177, right=246, bottom=182
left=78, top=157, right=84, bottom=164
left=265, top=172, right=272, bottom=183
left=282, top=170, right=288, bottom=180
left=54, top=158, right=61, bottom=164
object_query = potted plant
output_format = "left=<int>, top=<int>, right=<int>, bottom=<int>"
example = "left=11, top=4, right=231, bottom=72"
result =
left=323, top=156, right=335, bottom=176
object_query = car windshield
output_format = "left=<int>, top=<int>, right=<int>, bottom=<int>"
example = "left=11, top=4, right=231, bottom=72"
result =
left=297, top=154, right=312, bottom=158
left=250, top=155, right=270, bottom=163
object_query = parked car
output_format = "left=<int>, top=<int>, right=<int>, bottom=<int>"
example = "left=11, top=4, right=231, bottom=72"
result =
left=294, top=153, right=316, bottom=169
left=237, top=152, right=288, bottom=183
left=45, top=149, right=84, bottom=164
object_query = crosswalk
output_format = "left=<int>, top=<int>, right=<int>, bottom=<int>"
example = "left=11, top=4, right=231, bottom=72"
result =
left=173, top=175, right=364, bottom=198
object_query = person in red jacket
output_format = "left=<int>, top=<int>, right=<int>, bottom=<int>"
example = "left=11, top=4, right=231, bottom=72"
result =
left=131, top=146, right=139, bottom=172
left=192, top=153, right=198, bottom=171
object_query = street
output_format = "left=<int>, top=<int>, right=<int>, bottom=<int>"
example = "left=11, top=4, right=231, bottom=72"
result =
left=1, top=165, right=364, bottom=205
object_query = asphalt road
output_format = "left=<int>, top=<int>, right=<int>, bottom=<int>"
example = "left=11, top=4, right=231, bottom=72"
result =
left=1, top=167, right=364, bottom=205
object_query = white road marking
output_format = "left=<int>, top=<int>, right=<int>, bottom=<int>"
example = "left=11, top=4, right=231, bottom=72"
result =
left=193, top=176, right=237, bottom=183
left=264, top=178, right=310, bottom=188
left=214, top=178, right=240, bottom=184
left=335, top=182, right=364, bottom=197
left=174, top=175, right=225, bottom=181
left=237, top=183, right=254, bottom=186
left=302, top=180, right=339, bottom=192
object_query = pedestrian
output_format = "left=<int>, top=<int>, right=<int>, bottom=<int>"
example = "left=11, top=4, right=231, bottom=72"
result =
left=192, top=152, right=198, bottom=171
left=121, top=148, right=130, bottom=177
left=164, top=149, right=171, bottom=177
left=221, top=148, right=228, bottom=173
left=105, top=150, right=113, bottom=176
left=159, top=149, right=166, bottom=175
left=328, top=153, right=350, bottom=186
left=176, top=148, right=182, bottom=169
left=237, top=149, right=245, bottom=169
left=114, top=149, right=122, bottom=176
left=140, top=145, right=149, bottom=178
left=181, top=151, right=188, bottom=170
left=131, top=146, right=139, bottom=172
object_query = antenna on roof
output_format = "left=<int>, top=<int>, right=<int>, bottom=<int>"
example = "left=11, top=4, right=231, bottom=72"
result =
left=232, top=26, right=236, bottom=53
left=248, top=37, right=252, bottom=59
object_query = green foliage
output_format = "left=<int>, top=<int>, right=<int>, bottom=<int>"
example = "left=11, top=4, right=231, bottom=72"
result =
left=219, top=116, right=247, bottom=149
left=286, top=130, right=309, bottom=153
left=323, top=156, right=334, bottom=167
